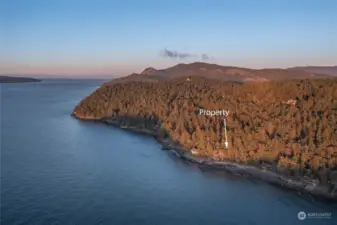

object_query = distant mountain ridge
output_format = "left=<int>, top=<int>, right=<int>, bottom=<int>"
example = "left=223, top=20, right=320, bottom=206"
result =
left=288, top=66, right=337, bottom=76
left=110, top=62, right=332, bottom=84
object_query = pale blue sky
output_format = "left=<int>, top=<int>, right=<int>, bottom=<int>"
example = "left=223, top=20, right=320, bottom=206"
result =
left=1, top=0, right=336, bottom=77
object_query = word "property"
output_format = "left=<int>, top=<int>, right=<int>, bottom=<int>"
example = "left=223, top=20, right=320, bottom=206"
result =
left=199, top=109, right=229, bottom=117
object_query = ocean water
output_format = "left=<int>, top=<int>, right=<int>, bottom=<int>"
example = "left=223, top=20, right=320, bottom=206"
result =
left=1, top=79, right=336, bottom=225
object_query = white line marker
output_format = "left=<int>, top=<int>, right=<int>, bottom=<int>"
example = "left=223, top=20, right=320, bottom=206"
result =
left=224, top=118, right=228, bottom=149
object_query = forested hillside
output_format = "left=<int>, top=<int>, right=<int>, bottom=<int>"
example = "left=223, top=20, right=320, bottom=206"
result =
left=73, top=77, right=337, bottom=185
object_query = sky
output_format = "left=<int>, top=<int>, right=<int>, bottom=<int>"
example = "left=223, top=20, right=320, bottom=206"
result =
left=0, top=0, right=336, bottom=78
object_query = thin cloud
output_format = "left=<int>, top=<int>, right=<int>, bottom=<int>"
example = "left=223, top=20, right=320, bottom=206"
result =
left=160, top=48, right=195, bottom=59
left=201, top=54, right=210, bottom=60
left=201, top=53, right=215, bottom=61
left=160, top=49, right=215, bottom=61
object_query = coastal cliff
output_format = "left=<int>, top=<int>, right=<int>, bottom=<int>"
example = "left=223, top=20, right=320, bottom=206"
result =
left=72, top=75, right=337, bottom=200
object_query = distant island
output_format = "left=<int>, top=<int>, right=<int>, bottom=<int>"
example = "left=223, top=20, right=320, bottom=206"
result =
left=110, top=62, right=332, bottom=84
left=73, top=62, right=337, bottom=200
left=0, top=76, right=41, bottom=83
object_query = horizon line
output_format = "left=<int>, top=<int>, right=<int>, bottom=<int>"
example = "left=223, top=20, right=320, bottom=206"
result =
left=1, top=61, right=336, bottom=78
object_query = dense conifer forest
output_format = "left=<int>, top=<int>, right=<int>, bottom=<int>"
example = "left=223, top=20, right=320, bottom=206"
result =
left=73, top=76, right=337, bottom=186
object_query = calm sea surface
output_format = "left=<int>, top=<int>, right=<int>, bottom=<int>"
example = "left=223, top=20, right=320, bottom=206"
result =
left=1, top=80, right=336, bottom=225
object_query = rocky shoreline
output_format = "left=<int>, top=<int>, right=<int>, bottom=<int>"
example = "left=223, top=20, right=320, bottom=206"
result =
left=72, top=113, right=337, bottom=201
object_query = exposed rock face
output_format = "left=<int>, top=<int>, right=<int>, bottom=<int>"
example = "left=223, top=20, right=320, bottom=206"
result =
left=71, top=111, right=97, bottom=120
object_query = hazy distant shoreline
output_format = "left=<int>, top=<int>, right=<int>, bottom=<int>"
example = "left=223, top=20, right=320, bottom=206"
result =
left=0, top=76, right=41, bottom=83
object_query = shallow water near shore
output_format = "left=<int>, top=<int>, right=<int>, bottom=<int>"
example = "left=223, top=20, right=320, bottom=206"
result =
left=1, top=80, right=337, bottom=225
